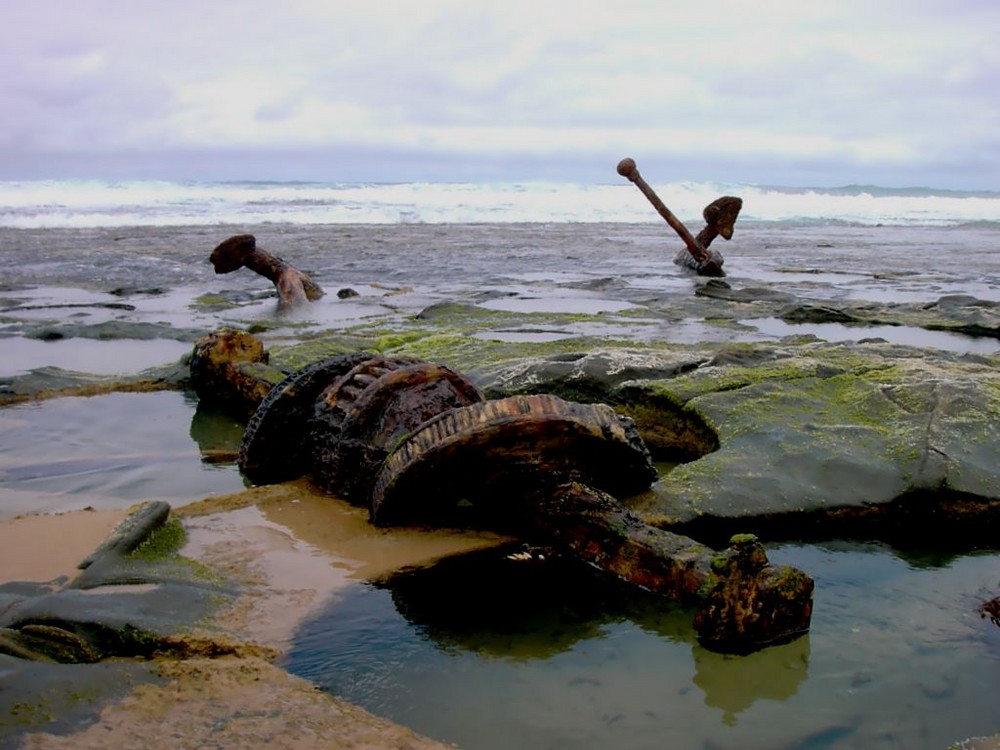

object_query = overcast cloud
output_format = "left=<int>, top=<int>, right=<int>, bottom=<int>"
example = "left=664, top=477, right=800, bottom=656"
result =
left=1, top=0, right=997, bottom=188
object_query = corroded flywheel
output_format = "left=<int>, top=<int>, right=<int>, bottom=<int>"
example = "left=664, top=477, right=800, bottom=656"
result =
left=310, top=356, right=484, bottom=502
left=369, top=393, right=658, bottom=526
left=238, top=352, right=375, bottom=484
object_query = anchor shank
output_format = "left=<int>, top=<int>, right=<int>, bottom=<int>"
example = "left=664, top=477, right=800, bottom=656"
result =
left=617, top=158, right=709, bottom=264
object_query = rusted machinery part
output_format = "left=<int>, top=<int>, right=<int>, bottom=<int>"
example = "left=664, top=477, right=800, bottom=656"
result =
left=209, top=234, right=256, bottom=274
left=673, top=247, right=726, bottom=278
left=237, top=351, right=375, bottom=484
left=211, top=233, right=324, bottom=308
left=695, top=256, right=725, bottom=278
left=189, top=328, right=273, bottom=418
left=311, top=355, right=426, bottom=438
left=534, top=483, right=814, bottom=653
left=529, top=481, right=709, bottom=602
left=369, top=394, right=658, bottom=527
left=692, top=534, right=815, bottom=654
left=311, top=358, right=485, bottom=502
left=982, top=596, right=1000, bottom=626
left=531, top=482, right=814, bottom=653
left=617, top=157, right=727, bottom=278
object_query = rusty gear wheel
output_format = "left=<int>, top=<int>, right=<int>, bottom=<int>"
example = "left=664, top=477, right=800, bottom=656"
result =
left=310, top=357, right=484, bottom=502
left=237, top=352, right=375, bottom=484
left=369, top=393, right=657, bottom=526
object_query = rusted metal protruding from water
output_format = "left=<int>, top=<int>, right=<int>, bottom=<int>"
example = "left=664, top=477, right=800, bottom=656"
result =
left=982, top=596, right=1000, bottom=626
left=311, top=358, right=485, bottom=503
left=237, top=351, right=376, bottom=484
left=193, top=333, right=814, bottom=653
left=210, top=234, right=324, bottom=310
left=697, top=196, right=743, bottom=246
left=617, top=157, right=726, bottom=277
left=533, top=482, right=814, bottom=653
left=190, top=328, right=275, bottom=419
left=369, top=393, right=657, bottom=527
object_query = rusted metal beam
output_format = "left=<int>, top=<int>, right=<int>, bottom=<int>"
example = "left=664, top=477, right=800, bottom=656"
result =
left=533, top=481, right=814, bottom=653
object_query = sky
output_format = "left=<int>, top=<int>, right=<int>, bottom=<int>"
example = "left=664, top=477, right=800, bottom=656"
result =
left=1, top=0, right=997, bottom=189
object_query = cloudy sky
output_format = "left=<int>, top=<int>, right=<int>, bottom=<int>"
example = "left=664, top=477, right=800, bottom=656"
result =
left=1, top=0, right=997, bottom=188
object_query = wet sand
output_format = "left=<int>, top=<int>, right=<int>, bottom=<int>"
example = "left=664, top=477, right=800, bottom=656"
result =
left=175, top=482, right=510, bottom=651
left=18, top=655, right=457, bottom=750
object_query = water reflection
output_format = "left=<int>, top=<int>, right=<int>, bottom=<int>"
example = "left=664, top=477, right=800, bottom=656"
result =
left=0, top=392, right=245, bottom=517
left=693, top=636, right=811, bottom=725
left=187, top=400, right=247, bottom=465
left=744, top=316, right=1000, bottom=354
left=287, top=541, right=1000, bottom=750
left=384, top=546, right=813, bottom=723
left=379, top=546, right=694, bottom=660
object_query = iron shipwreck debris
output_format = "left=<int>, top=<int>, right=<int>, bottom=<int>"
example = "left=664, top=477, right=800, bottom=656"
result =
left=191, top=330, right=813, bottom=653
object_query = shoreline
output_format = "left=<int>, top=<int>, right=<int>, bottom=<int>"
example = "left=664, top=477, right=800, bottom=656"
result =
left=2, top=485, right=507, bottom=749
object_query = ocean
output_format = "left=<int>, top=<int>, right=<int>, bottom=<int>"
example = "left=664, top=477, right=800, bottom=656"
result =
left=1, top=178, right=998, bottom=228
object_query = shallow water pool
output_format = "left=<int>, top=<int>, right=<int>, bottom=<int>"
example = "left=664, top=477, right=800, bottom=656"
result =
left=745, top=316, right=1000, bottom=355
left=286, top=541, right=1000, bottom=750
left=0, top=336, right=193, bottom=378
left=0, top=391, right=246, bottom=518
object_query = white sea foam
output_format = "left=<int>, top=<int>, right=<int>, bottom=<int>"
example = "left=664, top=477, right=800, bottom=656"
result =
left=0, top=179, right=997, bottom=228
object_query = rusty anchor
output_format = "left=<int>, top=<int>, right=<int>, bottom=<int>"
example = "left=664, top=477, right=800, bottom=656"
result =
left=617, top=157, right=741, bottom=278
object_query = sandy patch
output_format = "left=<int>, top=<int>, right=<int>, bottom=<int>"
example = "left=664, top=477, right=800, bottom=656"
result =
left=0, top=508, right=127, bottom=584
left=179, top=481, right=509, bottom=650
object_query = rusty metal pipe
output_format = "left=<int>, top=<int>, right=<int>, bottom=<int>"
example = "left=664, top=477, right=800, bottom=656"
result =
left=617, top=157, right=711, bottom=266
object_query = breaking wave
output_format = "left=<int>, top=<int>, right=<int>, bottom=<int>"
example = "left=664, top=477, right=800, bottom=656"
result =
left=1, top=179, right=997, bottom=228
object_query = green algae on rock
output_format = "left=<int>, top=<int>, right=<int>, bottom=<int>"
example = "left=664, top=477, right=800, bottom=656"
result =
left=467, top=340, right=1000, bottom=545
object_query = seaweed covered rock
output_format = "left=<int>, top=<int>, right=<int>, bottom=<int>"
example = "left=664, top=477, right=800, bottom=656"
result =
left=470, top=342, right=1000, bottom=544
